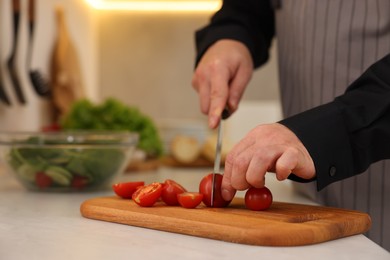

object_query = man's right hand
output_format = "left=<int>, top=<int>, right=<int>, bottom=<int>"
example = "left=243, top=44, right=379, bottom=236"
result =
left=191, top=39, right=254, bottom=129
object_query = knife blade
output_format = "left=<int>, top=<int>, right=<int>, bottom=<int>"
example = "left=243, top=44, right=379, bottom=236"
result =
left=211, top=108, right=230, bottom=207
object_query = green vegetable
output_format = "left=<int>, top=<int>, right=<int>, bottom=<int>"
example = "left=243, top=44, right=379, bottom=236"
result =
left=60, top=98, right=163, bottom=157
left=7, top=139, right=128, bottom=189
left=16, top=164, right=40, bottom=182
left=45, top=166, right=72, bottom=186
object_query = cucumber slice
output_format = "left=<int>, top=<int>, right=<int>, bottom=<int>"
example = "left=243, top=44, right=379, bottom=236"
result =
left=45, top=166, right=72, bottom=186
left=17, top=164, right=39, bottom=182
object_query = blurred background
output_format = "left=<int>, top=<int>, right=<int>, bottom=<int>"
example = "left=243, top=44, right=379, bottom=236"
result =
left=0, top=0, right=282, bottom=152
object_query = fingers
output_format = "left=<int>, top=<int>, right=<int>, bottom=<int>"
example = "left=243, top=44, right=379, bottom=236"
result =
left=228, top=145, right=280, bottom=191
left=191, top=68, right=211, bottom=116
left=208, top=65, right=230, bottom=128
left=222, top=147, right=269, bottom=201
left=192, top=60, right=230, bottom=129
left=245, top=148, right=275, bottom=187
left=221, top=123, right=316, bottom=201
left=274, top=147, right=298, bottom=181
left=209, top=70, right=252, bottom=127
left=192, top=40, right=253, bottom=129
left=221, top=136, right=257, bottom=201
left=222, top=144, right=264, bottom=201
left=275, top=146, right=316, bottom=180
left=227, top=60, right=253, bottom=113
left=221, top=180, right=237, bottom=202
left=222, top=145, right=284, bottom=201
left=221, top=153, right=237, bottom=201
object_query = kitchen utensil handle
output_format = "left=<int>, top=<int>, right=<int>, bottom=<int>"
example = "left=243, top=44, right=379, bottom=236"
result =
left=28, top=0, right=35, bottom=36
left=27, top=0, right=35, bottom=68
left=9, top=0, right=26, bottom=104
left=0, top=6, right=11, bottom=105
left=221, top=108, right=230, bottom=120
left=11, top=0, right=21, bottom=53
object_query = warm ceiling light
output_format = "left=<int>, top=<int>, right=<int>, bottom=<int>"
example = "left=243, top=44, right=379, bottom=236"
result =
left=85, top=0, right=222, bottom=12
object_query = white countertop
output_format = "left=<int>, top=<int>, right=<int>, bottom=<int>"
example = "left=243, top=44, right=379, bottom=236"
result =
left=1, top=165, right=389, bottom=260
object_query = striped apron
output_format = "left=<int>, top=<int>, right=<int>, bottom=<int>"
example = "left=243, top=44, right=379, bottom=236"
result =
left=274, top=0, right=390, bottom=250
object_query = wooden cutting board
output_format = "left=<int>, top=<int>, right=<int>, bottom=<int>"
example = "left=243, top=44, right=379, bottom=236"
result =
left=80, top=196, right=371, bottom=246
left=50, top=5, right=85, bottom=120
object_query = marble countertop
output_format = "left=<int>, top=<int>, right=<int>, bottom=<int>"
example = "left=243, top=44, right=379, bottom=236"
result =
left=1, top=166, right=389, bottom=260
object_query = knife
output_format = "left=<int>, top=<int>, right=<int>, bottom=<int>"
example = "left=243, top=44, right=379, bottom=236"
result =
left=210, top=108, right=230, bottom=207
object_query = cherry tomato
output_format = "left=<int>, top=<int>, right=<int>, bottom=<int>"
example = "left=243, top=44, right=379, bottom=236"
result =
left=161, top=179, right=187, bottom=206
left=112, top=181, right=145, bottom=199
left=244, top=186, right=273, bottom=211
left=132, top=182, right=162, bottom=207
left=41, top=123, right=61, bottom=132
left=71, top=176, right=89, bottom=189
left=177, top=192, right=204, bottom=208
left=35, top=172, right=52, bottom=189
left=199, top=173, right=231, bottom=208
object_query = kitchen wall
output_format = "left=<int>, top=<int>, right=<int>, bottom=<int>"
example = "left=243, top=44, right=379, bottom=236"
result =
left=97, top=10, right=282, bottom=143
left=0, top=1, right=282, bottom=144
left=0, top=0, right=98, bottom=131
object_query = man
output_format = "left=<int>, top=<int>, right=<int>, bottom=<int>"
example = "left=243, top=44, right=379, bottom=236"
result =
left=192, top=0, right=390, bottom=250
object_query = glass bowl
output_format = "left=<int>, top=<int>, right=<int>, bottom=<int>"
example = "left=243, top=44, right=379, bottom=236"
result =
left=0, top=131, right=138, bottom=192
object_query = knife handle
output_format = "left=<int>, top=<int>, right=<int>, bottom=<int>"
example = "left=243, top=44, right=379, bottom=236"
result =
left=221, top=108, right=230, bottom=120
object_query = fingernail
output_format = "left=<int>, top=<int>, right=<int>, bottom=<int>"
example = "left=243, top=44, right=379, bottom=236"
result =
left=222, top=188, right=232, bottom=201
left=208, top=116, right=218, bottom=128
left=229, top=100, right=237, bottom=111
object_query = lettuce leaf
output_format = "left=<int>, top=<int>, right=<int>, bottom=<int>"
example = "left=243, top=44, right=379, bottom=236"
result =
left=60, top=98, right=163, bottom=157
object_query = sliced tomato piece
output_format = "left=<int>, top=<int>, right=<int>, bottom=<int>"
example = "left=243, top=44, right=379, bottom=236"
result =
left=35, top=172, right=52, bottom=189
left=177, top=192, right=204, bottom=208
left=112, top=181, right=145, bottom=199
left=132, top=182, right=162, bottom=207
left=161, top=179, right=187, bottom=206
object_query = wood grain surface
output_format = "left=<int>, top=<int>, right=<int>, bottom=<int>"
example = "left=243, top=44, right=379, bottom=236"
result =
left=80, top=196, right=371, bottom=246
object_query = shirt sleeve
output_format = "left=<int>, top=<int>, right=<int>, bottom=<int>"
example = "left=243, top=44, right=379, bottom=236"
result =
left=194, top=0, right=275, bottom=68
left=280, top=54, right=390, bottom=190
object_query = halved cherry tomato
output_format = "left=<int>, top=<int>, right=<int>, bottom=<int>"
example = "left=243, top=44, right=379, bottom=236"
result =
left=199, top=173, right=231, bottom=208
left=177, top=192, right=204, bottom=208
left=161, top=179, right=187, bottom=206
left=35, top=172, right=52, bottom=189
left=244, top=186, right=273, bottom=211
left=132, top=182, right=162, bottom=207
left=112, top=181, right=145, bottom=199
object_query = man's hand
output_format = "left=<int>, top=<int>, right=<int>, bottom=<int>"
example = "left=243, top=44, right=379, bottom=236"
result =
left=221, top=123, right=316, bottom=201
left=192, top=39, right=253, bottom=129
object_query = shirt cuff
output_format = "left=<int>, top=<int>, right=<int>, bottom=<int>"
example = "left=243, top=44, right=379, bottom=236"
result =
left=195, top=23, right=269, bottom=68
left=279, top=101, right=355, bottom=190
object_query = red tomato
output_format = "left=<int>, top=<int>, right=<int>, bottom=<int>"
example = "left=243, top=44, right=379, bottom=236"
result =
left=244, top=186, right=273, bottom=211
left=161, top=179, right=187, bottom=206
left=112, top=181, right=145, bottom=199
left=42, top=123, right=61, bottom=132
left=35, top=172, right=52, bottom=189
left=177, top=192, right=204, bottom=208
left=71, top=176, right=89, bottom=189
left=132, top=182, right=162, bottom=207
left=199, top=173, right=231, bottom=208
